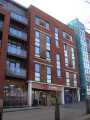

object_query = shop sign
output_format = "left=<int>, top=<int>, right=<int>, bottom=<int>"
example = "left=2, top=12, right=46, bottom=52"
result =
left=32, top=82, right=60, bottom=91
left=48, top=85, right=59, bottom=91
left=32, top=82, right=48, bottom=90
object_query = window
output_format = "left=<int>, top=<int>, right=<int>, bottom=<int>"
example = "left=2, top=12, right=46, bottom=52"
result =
left=65, top=72, right=77, bottom=87
left=46, top=50, right=50, bottom=60
left=35, top=31, right=40, bottom=56
left=35, top=31, right=40, bottom=39
left=8, top=43, right=16, bottom=54
left=35, top=64, right=40, bottom=72
left=35, top=64, right=40, bottom=81
left=64, top=44, right=76, bottom=68
left=7, top=42, right=26, bottom=57
left=9, top=27, right=27, bottom=40
left=73, top=74, right=77, bottom=87
left=56, top=54, right=61, bottom=77
left=64, top=44, right=69, bottom=66
left=35, top=46, right=40, bottom=56
left=16, top=63, right=20, bottom=73
left=35, top=16, right=40, bottom=25
left=46, top=35, right=51, bottom=60
left=66, top=72, right=70, bottom=86
left=57, top=69, right=61, bottom=77
left=10, top=62, right=15, bottom=72
left=35, top=16, right=49, bottom=30
left=46, top=35, right=50, bottom=50
left=54, top=27, right=59, bottom=47
left=63, top=32, right=72, bottom=41
left=7, top=59, right=25, bottom=75
left=71, top=48, right=76, bottom=69
left=47, top=66, right=51, bottom=83
left=11, top=12, right=28, bottom=24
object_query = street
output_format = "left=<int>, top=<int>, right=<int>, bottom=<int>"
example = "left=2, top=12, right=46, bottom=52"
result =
left=3, top=102, right=87, bottom=120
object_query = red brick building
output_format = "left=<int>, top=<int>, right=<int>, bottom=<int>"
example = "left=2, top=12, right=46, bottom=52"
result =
left=0, top=0, right=80, bottom=107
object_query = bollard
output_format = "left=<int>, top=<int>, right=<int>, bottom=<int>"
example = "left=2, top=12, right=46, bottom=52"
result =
left=86, top=98, right=90, bottom=114
left=55, top=92, right=60, bottom=120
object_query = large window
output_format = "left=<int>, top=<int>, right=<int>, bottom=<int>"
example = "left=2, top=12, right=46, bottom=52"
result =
left=7, top=60, right=20, bottom=72
left=47, top=66, right=51, bottom=83
left=65, top=72, right=77, bottom=87
left=63, top=32, right=72, bottom=41
left=73, top=74, right=77, bottom=87
left=35, top=16, right=49, bottom=30
left=64, top=44, right=69, bottom=66
left=7, top=59, right=26, bottom=76
left=66, top=72, right=70, bottom=86
left=35, top=31, right=40, bottom=56
left=35, top=31, right=51, bottom=60
left=54, top=27, right=59, bottom=47
left=35, top=64, right=40, bottom=81
left=46, top=35, right=51, bottom=60
left=46, top=35, right=50, bottom=50
left=71, top=48, right=75, bottom=69
left=56, top=54, right=61, bottom=77
left=8, top=42, right=26, bottom=55
left=64, top=44, right=76, bottom=69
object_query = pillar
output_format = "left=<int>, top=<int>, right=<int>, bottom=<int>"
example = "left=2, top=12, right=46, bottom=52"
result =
left=61, top=87, right=64, bottom=104
left=77, top=88, right=80, bottom=102
left=28, top=81, right=32, bottom=107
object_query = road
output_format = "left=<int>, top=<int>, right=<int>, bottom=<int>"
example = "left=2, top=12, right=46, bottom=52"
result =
left=3, top=102, right=87, bottom=120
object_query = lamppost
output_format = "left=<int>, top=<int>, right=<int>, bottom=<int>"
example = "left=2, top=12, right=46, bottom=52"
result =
left=55, top=91, right=60, bottom=120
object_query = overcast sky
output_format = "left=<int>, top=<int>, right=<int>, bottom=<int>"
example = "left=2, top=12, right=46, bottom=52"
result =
left=13, top=0, right=90, bottom=31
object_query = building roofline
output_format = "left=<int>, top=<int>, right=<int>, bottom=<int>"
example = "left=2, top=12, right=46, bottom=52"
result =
left=29, top=5, right=74, bottom=32
left=5, top=1, right=74, bottom=32
left=8, top=0, right=27, bottom=11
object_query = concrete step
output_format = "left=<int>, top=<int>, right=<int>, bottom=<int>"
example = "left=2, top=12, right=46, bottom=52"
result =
left=3, top=106, right=40, bottom=113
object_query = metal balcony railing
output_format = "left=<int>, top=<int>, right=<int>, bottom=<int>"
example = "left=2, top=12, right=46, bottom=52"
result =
left=7, top=46, right=27, bottom=58
left=11, top=12, right=28, bottom=25
left=9, top=27, right=27, bottom=41
left=7, top=67, right=26, bottom=79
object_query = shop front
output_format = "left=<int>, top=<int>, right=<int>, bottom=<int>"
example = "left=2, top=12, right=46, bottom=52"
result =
left=64, top=87, right=80, bottom=104
left=32, top=90, right=56, bottom=106
left=28, top=81, right=65, bottom=107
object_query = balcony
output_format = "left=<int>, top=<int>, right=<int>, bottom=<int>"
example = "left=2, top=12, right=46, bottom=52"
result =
left=6, top=67, right=26, bottom=79
left=11, top=12, right=28, bottom=25
left=7, top=45, right=27, bottom=59
left=9, top=28, right=27, bottom=41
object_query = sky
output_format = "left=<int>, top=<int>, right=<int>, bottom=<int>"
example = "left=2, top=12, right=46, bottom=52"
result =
left=13, top=0, right=90, bottom=31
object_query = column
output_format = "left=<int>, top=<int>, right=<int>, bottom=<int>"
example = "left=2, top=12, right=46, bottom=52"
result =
left=77, top=88, right=80, bottom=102
left=28, top=81, right=32, bottom=107
left=61, top=87, right=64, bottom=104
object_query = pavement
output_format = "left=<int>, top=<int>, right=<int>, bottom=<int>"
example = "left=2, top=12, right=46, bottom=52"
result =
left=2, top=102, right=90, bottom=120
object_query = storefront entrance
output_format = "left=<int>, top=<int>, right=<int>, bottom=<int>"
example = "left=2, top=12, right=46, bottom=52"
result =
left=32, top=89, right=56, bottom=106
left=64, top=88, right=78, bottom=104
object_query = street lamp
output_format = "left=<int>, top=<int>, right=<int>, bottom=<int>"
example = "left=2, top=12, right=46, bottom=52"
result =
left=55, top=91, right=60, bottom=120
